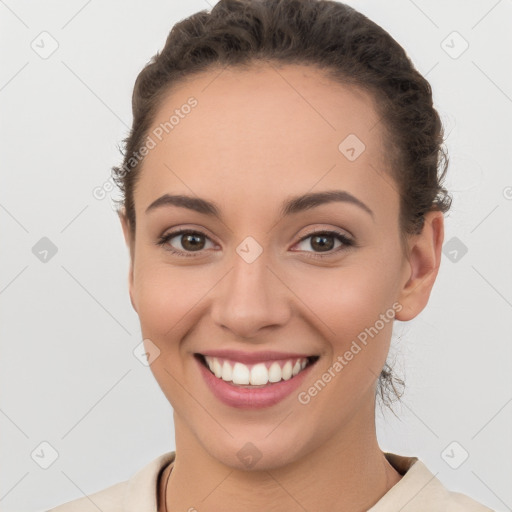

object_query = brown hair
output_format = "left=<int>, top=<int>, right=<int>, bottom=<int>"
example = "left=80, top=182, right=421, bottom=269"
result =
left=112, top=0, right=451, bottom=412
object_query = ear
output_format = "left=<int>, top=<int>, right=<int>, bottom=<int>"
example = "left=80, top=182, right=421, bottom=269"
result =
left=119, top=209, right=137, bottom=313
left=395, top=210, right=444, bottom=321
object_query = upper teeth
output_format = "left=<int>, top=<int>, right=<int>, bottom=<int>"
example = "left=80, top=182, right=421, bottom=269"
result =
left=203, top=356, right=308, bottom=386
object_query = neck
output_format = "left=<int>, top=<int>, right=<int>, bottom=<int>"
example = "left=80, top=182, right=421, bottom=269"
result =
left=164, top=399, right=402, bottom=512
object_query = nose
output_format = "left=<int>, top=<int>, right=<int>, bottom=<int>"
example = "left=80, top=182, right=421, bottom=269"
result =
left=210, top=246, right=291, bottom=340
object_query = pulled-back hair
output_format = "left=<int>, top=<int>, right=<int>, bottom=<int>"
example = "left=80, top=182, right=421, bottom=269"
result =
left=112, top=0, right=451, bottom=412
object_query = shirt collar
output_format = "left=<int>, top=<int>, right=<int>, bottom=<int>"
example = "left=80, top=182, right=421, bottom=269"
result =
left=123, top=451, right=176, bottom=511
left=369, top=452, right=448, bottom=511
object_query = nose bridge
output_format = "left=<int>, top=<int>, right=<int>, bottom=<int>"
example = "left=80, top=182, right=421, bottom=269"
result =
left=210, top=237, right=290, bottom=337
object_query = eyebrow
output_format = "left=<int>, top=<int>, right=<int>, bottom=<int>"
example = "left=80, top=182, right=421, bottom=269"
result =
left=145, top=190, right=374, bottom=220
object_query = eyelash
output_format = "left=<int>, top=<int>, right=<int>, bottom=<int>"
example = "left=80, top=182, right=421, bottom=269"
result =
left=155, top=228, right=355, bottom=259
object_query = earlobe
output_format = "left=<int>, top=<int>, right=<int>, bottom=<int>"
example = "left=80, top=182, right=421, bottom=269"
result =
left=118, top=209, right=137, bottom=313
left=395, top=211, right=444, bottom=322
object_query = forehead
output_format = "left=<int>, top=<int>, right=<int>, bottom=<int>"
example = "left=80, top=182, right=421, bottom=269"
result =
left=135, top=63, right=397, bottom=221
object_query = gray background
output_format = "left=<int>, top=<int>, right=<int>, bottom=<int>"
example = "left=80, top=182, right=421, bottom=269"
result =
left=1, top=1, right=511, bottom=511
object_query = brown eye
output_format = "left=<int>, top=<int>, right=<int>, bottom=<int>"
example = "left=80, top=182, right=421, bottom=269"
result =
left=310, top=233, right=335, bottom=252
left=294, top=230, right=354, bottom=256
left=178, top=232, right=206, bottom=251
left=157, top=229, right=215, bottom=256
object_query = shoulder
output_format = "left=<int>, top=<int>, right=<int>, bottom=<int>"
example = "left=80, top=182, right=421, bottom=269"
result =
left=46, top=481, right=127, bottom=512
left=370, top=453, right=495, bottom=512
left=46, top=451, right=176, bottom=512
left=444, top=490, right=495, bottom=512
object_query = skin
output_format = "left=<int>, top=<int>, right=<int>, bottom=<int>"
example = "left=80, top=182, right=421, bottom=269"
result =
left=119, top=62, right=444, bottom=512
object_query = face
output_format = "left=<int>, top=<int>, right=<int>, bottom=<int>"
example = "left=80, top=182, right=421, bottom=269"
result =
left=120, top=63, right=440, bottom=470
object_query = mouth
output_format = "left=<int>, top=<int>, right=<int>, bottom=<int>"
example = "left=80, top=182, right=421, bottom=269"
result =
left=194, top=353, right=320, bottom=388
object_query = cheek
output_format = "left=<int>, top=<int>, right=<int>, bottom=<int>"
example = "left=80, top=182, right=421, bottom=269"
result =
left=133, top=261, right=208, bottom=341
left=291, top=263, right=399, bottom=418
left=133, top=262, right=209, bottom=406
left=293, top=259, right=400, bottom=347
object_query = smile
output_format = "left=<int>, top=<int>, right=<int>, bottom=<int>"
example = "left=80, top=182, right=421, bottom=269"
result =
left=195, top=353, right=319, bottom=387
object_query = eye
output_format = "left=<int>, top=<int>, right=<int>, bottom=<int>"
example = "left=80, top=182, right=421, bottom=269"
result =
left=156, top=229, right=215, bottom=257
left=156, top=228, right=355, bottom=258
left=293, top=230, right=354, bottom=257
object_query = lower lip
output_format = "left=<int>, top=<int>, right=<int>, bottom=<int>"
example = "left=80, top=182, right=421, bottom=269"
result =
left=196, top=356, right=316, bottom=409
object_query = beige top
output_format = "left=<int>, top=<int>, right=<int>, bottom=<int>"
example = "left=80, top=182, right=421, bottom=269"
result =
left=47, top=451, right=495, bottom=511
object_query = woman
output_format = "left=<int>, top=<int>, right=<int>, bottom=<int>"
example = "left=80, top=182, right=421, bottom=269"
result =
left=49, top=0, right=494, bottom=510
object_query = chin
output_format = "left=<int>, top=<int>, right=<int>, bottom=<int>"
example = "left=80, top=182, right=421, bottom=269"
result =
left=197, top=424, right=316, bottom=473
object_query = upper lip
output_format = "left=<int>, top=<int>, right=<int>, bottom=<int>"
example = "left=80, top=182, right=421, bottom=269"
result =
left=196, top=349, right=317, bottom=365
